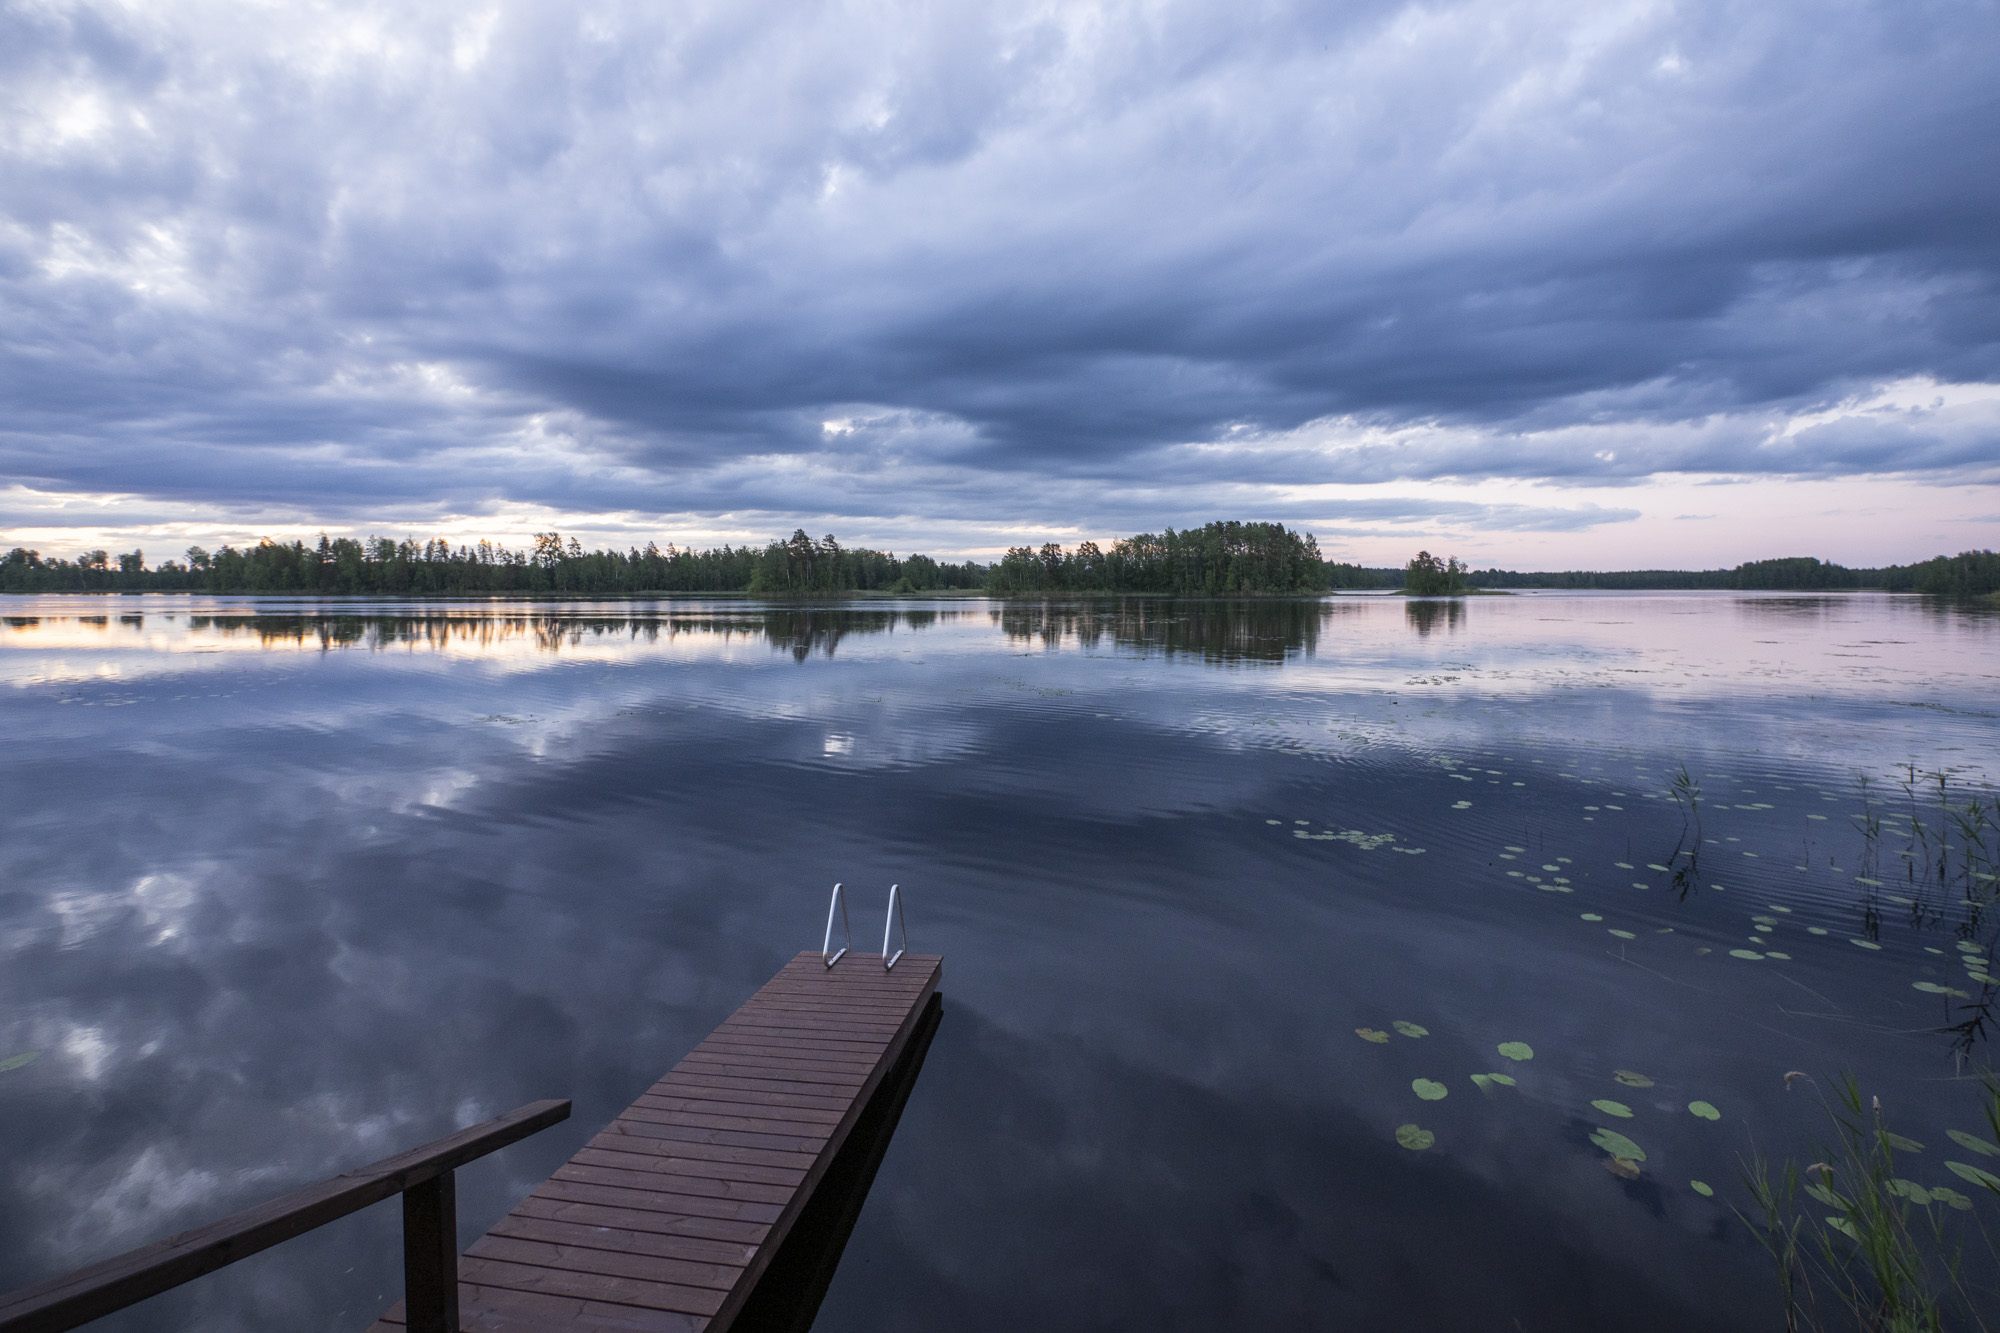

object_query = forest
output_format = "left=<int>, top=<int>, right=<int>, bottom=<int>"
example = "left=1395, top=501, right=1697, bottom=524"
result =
left=4, top=529, right=1996, bottom=598
left=1447, top=553, right=2000, bottom=594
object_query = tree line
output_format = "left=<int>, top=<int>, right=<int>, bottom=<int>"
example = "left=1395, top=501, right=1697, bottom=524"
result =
left=1435, top=553, right=2000, bottom=595
left=5, top=529, right=1995, bottom=598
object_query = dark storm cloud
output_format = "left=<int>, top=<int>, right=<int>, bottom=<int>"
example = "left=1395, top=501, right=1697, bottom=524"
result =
left=1, top=0, right=1997, bottom=533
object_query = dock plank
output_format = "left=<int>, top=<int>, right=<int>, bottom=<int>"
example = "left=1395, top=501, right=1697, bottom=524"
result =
left=369, top=952, right=940, bottom=1331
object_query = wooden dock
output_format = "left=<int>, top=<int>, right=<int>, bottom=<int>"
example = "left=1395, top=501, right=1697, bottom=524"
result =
left=370, top=950, right=943, bottom=1333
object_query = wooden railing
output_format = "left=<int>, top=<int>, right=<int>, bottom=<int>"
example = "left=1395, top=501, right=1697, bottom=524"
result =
left=0, top=1098, right=570, bottom=1333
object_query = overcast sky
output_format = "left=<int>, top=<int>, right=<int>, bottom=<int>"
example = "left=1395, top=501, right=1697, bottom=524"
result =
left=3, top=0, right=1997, bottom=567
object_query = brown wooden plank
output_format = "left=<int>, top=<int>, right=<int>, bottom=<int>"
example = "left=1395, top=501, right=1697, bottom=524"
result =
left=633, top=1094, right=846, bottom=1126
left=378, top=1283, right=708, bottom=1332
left=600, top=1116, right=829, bottom=1156
left=551, top=1162, right=794, bottom=1206
left=745, top=981, right=929, bottom=1002
left=587, top=1129, right=818, bottom=1172
left=510, top=1195, right=771, bottom=1247
left=688, top=1024, right=892, bottom=1056
left=648, top=1072, right=852, bottom=1104
left=675, top=1046, right=878, bottom=1076
left=736, top=992, right=920, bottom=1015
left=467, top=1235, right=742, bottom=1293
left=530, top=1178, right=786, bottom=1225
left=453, top=1261, right=726, bottom=1323
left=456, top=1280, right=712, bottom=1328
left=713, top=1016, right=902, bottom=1041
left=573, top=1145, right=806, bottom=1188
left=487, top=1214, right=757, bottom=1270
left=728, top=1000, right=912, bottom=1024
left=686, top=1032, right=884, bottom=1057
left=703, top=1024, right=891, bottom=1049
left=613, top=1105, right=835, bottom=1142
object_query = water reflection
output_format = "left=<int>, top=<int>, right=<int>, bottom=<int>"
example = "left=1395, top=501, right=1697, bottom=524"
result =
left=0, top=600, right=1346, bottom=665
left=2, top=590, right=2000, bottom=1332
left=993, top=598, right=1333, bottom=662
left=1405, top=599, right=1465, bottom=635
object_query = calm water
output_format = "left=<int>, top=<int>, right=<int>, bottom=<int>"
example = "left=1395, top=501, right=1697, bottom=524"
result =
left=3, top=591, right=1998, bottom=1331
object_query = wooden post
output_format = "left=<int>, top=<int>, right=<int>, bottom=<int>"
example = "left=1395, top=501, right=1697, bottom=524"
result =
left=401, top=1171, right=459, bottom=1333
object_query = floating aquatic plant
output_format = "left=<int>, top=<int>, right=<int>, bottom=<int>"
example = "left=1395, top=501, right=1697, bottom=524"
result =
left=1497, top=1042, right=1534, bottom=1061
left=1592, top=1099, right=1634, bottom=1118
left=1614, top=1070, right=1654, bottom=1088
left=1396, top=1124, right=1435, bottom=1150
left=1690, top=1101, right=1721, bottom=1120
left=1392, top=1020, right=1428, bottom=1038
left=1590, top=1127, right=1646, bottom=1162
left=1413, top=1079, right=1448, bottom=1101
left=1355, top=1028, right=1389, bottom=1044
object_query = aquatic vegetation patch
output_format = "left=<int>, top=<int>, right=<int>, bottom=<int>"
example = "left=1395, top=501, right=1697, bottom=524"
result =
left=1497, top=1041, right=1534, bottom=1061
left=1690, top=1180, right=1715, bottom=1197
left=1392, top=1021, right=1429, bottom=1038
left=0, top=1051, right=39, bottom=1073
left=1613, top=1070, right=1654, bottom=1088
left=1688, top=1100, right=1721, bottom=1120
left=1395, top=1124, right=1435, bottom=1150
left=1412, top=1078, right=1448, bottom=1100
left=1355, top=1028, right=1390, bottom=1043
left=1591, top=1099, right=1634, bottom=1118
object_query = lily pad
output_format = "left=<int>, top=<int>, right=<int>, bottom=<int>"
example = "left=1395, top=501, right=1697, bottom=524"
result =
left=1689, top=1101, right=1721, bottom=1120
left=1888, top=1178, right=1933, bottom=1205
left=1581, top=913, right=1604, bottom=921
left=1591, top=1099, right=1634, bottom=1118
left=1729, top=949, right=1765, bottom=960
left=0, top=1051, right=39, bottom=1073
left=1609, top=929, right=1637, bottom=939
left=1947, top=1129, right=2000, bottom=1157
left=1851, top=939, right=1883, bottom=950
left=1590, top=1128, right=1646, bottom=1161
left=1412, top=1078, right=1448, bottom=1101
left=1395, top=1124, right=1435, bottom=1150
left=1486, top=1072, right=1517, bottom=1087
left=1471, top=1073, right=1494, bottom=1091
left=1914, top=981, right=1972, bottom=998
left=1356, top=1028, right=1390, bottom=1043
left=1947, top=1161, right=2000, bottom=1190
left=1613, top=1070, right=1654, bottom=1087
left=1604, top=1156, right=1642, bottom=1179
left=1884, top=1133, right=1923, bottom=1152
left=1497, top=1041, right=1534, bottom=1061
left=1827, top=1216, right=1860, bottom=1241
left=1393, top=1021, right=1429, bottom=1038
left=1930, top=1185, right=1974, bottom=1211
left=1690, top=1180, right=1715, bottom=1197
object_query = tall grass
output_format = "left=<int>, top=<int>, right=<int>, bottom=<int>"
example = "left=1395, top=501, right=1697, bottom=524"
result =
left=1741, top=1075, right=1991, bottom=1332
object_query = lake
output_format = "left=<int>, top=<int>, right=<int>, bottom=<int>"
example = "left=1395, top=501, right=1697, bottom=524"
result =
left=2, top=590, right=1997, bottom=1331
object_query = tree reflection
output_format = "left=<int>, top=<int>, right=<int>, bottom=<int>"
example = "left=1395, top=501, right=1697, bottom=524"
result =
left=1405, top=600, right=1464, bottom=635
left=993, top=598, right=1332, bottom=663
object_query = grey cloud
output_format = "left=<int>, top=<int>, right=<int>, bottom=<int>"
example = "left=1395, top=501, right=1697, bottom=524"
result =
left=2, top=0, right=1998, bottom=537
